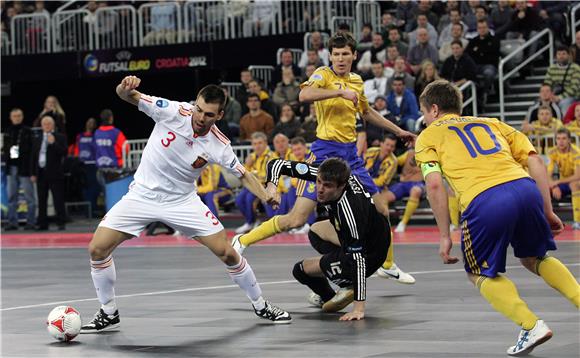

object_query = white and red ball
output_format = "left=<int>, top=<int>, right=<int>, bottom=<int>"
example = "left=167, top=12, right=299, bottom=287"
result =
left=46, top=306, right=82, bottom=342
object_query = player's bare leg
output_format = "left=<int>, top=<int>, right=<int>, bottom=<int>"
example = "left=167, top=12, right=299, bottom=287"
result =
left=199, top=229, right=292, bottom=323
left=373, top=192, right=416, bottom=284
left=81, top=227, right=133, bottom=333
left=232, top=197, right=317, bottom=254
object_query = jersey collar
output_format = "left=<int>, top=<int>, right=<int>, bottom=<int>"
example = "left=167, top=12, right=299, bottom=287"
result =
left=432, top=113, right=459, bottom=124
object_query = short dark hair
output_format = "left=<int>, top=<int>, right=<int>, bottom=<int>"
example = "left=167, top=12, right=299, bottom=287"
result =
left=290, top=136, right=306, bottom=145
left=477, top=19, right=488, bottom=25
left=449, top=8, right=460, bottom=15
left=371, top=60, right=383, bottom=66
left=419, top=80, right=463, bottom=115
left=557, top=127, right=572, bottom=138
left=362, top=23, right=373, bottom=30
left=10, top=107, right=23, bottom=114
left=393, top=74, right=405, bottom=83
left=476, top=5, right=487, bottom=13
left=318, top=158, right=351, bottom=187
left=381, top=133, right=397, bottom=142
left=451, top=40, right=463, bottom=47
left=247, top=93, right=260, bottom=102
left=198, top=84, right=226, bottom=112
left=452, top=22, right=464, bottom=31
left=556, top=45, right=570, bottom=53
left=328, top=32, right=357, bottom=53
left=100, top=109, right=113, bottom=124
left=338, top=23, right=351, bottom=31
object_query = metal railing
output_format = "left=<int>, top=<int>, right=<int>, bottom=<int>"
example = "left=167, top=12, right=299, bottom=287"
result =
left=52, top=9, right=93, bottom=53
left=303, top=31, right=330, bottom=52
left=183, top=0, right=227, bottom=43
left=279, top=1, right=326, bottom=34
left=330, top=16, right=355, bottom=35
left=94, top=5, right=137, bottom=50
left=139, top=2, right=182, bottom=46
left=498, top=28, right=553, bottom=121
left=572, top=2, right=580, bottom=44
left=11, top=13, right=51, bottom=55
left=355, top=1, right=380, bottom=40
left=248, top=65, right=275, bottom=89
left=221, top=82, right=243, bottom=98
left=459, top=80, right=478, bottom=116
left=276, top=48, right=303, bottom=65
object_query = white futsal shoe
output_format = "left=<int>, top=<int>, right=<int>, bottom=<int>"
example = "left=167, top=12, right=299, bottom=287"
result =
left=394, top=222, right=406, bottom=233
left=231, top=234, right=247, bottom=256
left=235, top=222, right=253, bottom=234
left=376, top=263, right=416, bottom=284
left=507, top=320, right=552, bottom=356
left=307, top=292, right=323, bottom=308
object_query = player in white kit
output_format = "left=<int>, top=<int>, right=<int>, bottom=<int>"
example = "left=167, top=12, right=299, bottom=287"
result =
left=81, top=76, right=292, bottom=333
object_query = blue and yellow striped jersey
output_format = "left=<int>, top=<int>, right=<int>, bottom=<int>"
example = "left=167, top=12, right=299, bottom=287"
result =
left=547, top=144, right=580, bottom=179
left=364, top=147, right=398, bottom=188
left=246, top=148, right=273, bottom=183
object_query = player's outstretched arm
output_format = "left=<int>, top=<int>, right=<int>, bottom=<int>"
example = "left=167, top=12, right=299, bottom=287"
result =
left=240, top=171, right=280, bottom=209
left=362, top=107, right=416, bottom=146
left=116, top=75, right=142, bottom=106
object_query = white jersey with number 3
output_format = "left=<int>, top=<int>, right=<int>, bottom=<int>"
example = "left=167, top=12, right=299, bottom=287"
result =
left=131, top=94, right=246, bottom=201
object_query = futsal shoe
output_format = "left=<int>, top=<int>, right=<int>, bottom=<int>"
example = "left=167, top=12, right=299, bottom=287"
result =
left=307, top=292, right=323, bottom=308
left=80, top=308, right=120, bottom=333
left=507, top=320, right=552, bottom=356
left=322, top=287, right=354, bottom=312
left=231, top=234, right=247, bottom=255
left=290, top=223, right=310, bottom=234
left=254, top=301, right=292, bottom=324
left=394, top=222, right=406, bottom=233
left=235, top=222, right=253, bottom=234
left=376, top=263, right=416, bottom=284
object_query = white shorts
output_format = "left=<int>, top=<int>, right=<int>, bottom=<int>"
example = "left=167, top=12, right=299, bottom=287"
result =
left=99, top=191, right=224, bottom=238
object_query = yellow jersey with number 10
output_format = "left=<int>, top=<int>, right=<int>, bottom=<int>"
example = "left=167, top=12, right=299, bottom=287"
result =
left=415, top=114, right=536, bottom=211
left=300, top=66, right=369, bottom=143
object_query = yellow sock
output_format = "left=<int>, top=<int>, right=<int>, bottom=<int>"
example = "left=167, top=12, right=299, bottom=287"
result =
left=382, top=231, right=395, bottom=269
left=477, top=275, right=538, bottom=329
left=537, top=256, right=580, bottom=308
left=448, top=195, right=460, bottom=227
left=239, top=216, right=281, bottom=247
left=401, top=198, right=419, bottom=225
left=573, top=191, right=580, bottom=223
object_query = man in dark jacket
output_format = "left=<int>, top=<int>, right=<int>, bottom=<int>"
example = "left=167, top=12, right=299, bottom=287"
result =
left=2, top=108, right=35, bottom=230
left=30, top=115, right=67, bottom=230
left=441, top=40, right=477, bottom=87
left=466, top=20, right=501, bottom=104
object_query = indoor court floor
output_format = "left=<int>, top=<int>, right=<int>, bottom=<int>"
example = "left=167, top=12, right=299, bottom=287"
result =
left=1, top=227, right=579, bottom=357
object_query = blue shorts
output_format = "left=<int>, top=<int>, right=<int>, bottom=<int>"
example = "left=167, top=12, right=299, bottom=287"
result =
left=388, top=181, right=425, bottom=200
left=297, top=139, right=378, bottom=201
left=461, top=178, right=557, bottom=277
left=557, top=183, right=571, bottom=197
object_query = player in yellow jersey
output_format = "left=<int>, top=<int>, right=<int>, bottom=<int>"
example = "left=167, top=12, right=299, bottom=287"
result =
left=415, top=80, right=579, bottom=356
left=232, top=32, right=416, bottom=285
left=364, top=135, right=398, bottom=190
left=198, top=164, right=232, bottom=219
left=235, top=132, right=274, bottom=234
left=547, top=128, right=580, bottom=229
left=565, top=105, right=580, bottom=136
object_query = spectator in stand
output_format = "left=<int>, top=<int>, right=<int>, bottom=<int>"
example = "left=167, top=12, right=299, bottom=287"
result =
left=272, top=48, right=301, bottom=91
left=298, top=103, right=317, bottom=143
left=437, top=0, right=460, bottom=33
left=2, top=108, right=35, bottom=231
left=298, top=31, right=330, bottom=68
left=356, top=32, right=387, bottom=75
left=563, top=102, right=580, bottom=124
left=385, top=27, right=408, bottom=57
left=95, top=1, right=118, bottom=48
left=197, top=164, right=231, bottom=219
left=94, top=109, right=128, bottom=188
left=302, top=64, right=316, bottom=82
left=386, top=75, right=420, bottom=131
left=522, top=84, right=562, bottom=131
left=70, top=117, right=100, bottom=212
left=460, top=0, right=480, bottom=35
left=364, top=95, right=397, bottom=147
left=384, top=46, right=413, bottom=74
left=466, top=19, right=500, bottom=104
left=465, top=5, right=493, bottom=39
left=573, top=31, right=580, bottom=66
left=522, top=105, right=563, bottom=137
left=248, top=80, right=278, bottom=119
left=270, top=103, right=301, bottom=141
left=538, top=0, right=568, bottom=44
left=506, top=0, right=546, bottom=58
left=438, top=9, right=465, bottom=48
left=239, top=94, right=275, bottom=142
left=298, top=49, right=324, bottom=75
left=565, top=105, right=580, bottom=135
left=440, top=40, right=477, bottom=87
left=364, top=61, right=391, bottom=103
left=237, top=68, right=253, bottom=114
left=273, top=67, right=300, bottom=113
left=396, top=0, right=418, bottom=32
left=414, top=60, right=440, bottom=98
left=243, top=0, right=277, bottom=36
left=386, top=56, right=416, bottom=93
left=407, top=28, right=438, bottom=75
left=544, top=46, right=580, bottom=113
left=380, top=12, right=395, bottom=39
left=411, top=0, right=439, bottom=29
left=34, top=95, right=66, bottom=134
left=357, top=23, right=373, bottom=52
left=272, top=133, right=291, bottom=160
left=83, top=1, right=98, bottom=26
left=31, top=115, right=67, bottom=231
left=220, top=85, right=242, bottom=139
left=408, top=14, right=438, bottom=48
left=439, top=23, right=468, bottom=62
left=490, top=0, right=514, bottom=39
left=143, top=1, right=178, bottom=45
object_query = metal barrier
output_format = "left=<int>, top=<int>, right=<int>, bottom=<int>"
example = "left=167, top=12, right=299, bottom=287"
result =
left=248, top=65, right=275, bottom=90
left=355, top=1, right=380, bottom=41
left=572, top=2, right=580, bottom=44
left=459, top=80, right=478, bottom=116
left=94, top=5, right=137, bottom=50
left=330, top=16, right=355, bottom=35
left=52, top=9, right=93, bottom=52
left=276, top=48, right=303, bottom=65
left=11, top=13, right=51, bottom=55
left=221, top=82, right=243, bottom=98
left=325, top=1, right=357, bottom=29
left=228, top=1, right=281, bottom=39
left=138, top=2, right=182, bottom=46
left=183, top=0, right=228, bottom=43
left=498, top=28, right=553, bottom=121
left=303, top=31, right=330, bottom=51
left=279, top=1, right=326, bottom=34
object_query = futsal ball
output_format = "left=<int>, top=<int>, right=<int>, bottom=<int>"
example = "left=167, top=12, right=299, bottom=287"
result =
left=46, top=306, right=82, bottom=341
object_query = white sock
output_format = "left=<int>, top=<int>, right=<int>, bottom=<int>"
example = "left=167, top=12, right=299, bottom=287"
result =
left=226, top=257, right=265, bottom=310
left=90, top=255, right=117, bottom=315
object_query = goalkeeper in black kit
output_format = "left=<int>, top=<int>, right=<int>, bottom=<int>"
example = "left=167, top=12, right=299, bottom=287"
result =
left=265, top=157, right=390, bottom=321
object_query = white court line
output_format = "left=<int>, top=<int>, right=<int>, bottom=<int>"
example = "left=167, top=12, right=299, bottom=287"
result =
left=2, top=263, right=578, bottom=312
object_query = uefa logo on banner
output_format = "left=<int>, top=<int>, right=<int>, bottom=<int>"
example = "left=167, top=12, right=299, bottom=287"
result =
left=84, top=54, right=98, bottom=73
